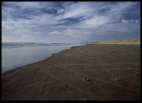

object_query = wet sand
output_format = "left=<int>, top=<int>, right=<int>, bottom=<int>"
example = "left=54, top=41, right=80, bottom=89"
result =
left=2, top=43, right=140, bottom=100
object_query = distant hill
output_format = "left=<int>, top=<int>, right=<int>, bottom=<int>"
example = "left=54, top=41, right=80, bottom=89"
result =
left=95, top=39, right=140, bottom=44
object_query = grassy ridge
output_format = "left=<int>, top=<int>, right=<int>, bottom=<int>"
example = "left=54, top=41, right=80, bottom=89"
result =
left=93, top=39, right=140, bottom=44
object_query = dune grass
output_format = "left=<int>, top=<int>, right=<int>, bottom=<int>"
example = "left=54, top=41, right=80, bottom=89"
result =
left=93, top=39, right=140, bottom=44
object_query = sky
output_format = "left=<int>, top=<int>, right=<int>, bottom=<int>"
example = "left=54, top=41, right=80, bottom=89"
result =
left=2, top=2, right=140, bottom=43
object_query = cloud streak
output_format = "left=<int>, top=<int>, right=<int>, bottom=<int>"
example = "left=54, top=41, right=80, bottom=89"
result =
left=2, top=2, right=140, bottom=43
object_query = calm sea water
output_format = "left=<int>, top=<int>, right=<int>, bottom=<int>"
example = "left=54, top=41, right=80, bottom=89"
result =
left=2, top=43, right=86, bottom=74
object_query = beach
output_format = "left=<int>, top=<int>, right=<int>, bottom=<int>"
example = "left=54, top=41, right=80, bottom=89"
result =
left=2, top=43, right=140, bottom=100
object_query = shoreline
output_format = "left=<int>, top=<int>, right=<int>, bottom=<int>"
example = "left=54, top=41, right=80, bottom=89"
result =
left=2, top=43, right=140, bottom=76
left=2, top=44, right=88, bottom=76
left=2, top=43, right=140, bottom=100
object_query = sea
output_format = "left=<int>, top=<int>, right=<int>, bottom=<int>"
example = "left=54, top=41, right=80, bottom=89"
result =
left=2, top=42, right=87, bottom=74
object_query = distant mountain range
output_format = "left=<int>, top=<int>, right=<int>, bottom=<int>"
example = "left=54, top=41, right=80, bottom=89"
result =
left=2, top=42, right=72, bottom=44
left=2, top=42, right=73, bottom=47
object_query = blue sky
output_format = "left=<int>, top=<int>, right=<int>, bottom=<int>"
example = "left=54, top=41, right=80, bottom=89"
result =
left=2, top=2, right=140, bottom=43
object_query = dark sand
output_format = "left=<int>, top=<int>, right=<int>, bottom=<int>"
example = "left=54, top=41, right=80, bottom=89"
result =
left=2, top=44, right=140, bottom=100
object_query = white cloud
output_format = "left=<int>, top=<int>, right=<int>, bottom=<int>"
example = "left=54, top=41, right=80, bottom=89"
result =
left=4, top=2, right=42, bottom=9
left=2, top=2, right=140, bottom=43
left=62, top=3, right=94, bottom=19
left=78, top=16, right=110, bottom=29
left=121, top=19, right=138, bottom=23
left=57, top=8, right=64, bottom=14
